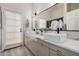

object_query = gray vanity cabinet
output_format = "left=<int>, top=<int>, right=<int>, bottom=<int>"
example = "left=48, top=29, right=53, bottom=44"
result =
left=38, top=43, right=49, bottom=56
left=49, top=49, right=58, bottom=56
left=48, top=42, right=63, bottom=56
left=56, top=47, right=79, bottom=56
left=24, top=36, right=29, bottom=46
left=25, top=35, right=39, bottom=55
left=49, top=47, right=79, bottom=56
left=25, top=36, right=79, bottom=56
left=49, top=49, right=64, bottom=56
left=37, top=39, right=49, bottom=56
left=39, top=39, right=79, bottom=56
left=27, top=37, right=39, bottom=55
left=49, top=43, right=79, bottom=56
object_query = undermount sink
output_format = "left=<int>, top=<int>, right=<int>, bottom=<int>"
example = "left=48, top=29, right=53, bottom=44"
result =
left=44, top=33, right=67, bottom=43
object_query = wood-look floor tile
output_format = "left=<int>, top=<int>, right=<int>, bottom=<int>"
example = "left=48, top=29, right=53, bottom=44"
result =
left=0, top=46, right=33, bottom=56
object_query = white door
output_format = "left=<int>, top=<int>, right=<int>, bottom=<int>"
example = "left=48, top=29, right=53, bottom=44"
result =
left=2, top=9, right=23, bottom=50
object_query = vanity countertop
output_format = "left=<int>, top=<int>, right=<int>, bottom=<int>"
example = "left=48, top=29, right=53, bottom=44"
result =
left=26, top=32, right=79, bottom=54
left=42, top=38, right=79, bottom=54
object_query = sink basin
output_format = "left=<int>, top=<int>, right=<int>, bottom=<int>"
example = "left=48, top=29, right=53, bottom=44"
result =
left=44, top=33, right=67, bottom=43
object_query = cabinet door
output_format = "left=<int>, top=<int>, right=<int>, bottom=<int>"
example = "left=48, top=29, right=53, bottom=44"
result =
left=56, top=50, right=64, bottom=56
left=49, top=49, right=57, bottom=56
left=57, top=47, right=79, bottom=56
left=49, top=45, right=63, bottom=56
left=48, top=42, right=79, bottom=56
left=24, top=36, right=29, bottom=46
left=31, top=39, right=39, bottom=56
left=38, top=43, right=49, bottom=56
left=27, top=37, right=39, bottom=55
left=52, top=44, right=79, bottom=56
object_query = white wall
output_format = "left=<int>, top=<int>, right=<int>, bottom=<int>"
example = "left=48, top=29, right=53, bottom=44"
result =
left=0, top=3, right=33, bottom=30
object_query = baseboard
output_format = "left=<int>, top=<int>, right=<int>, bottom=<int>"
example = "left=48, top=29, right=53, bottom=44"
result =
left=3, top=43, right=23, bottom=51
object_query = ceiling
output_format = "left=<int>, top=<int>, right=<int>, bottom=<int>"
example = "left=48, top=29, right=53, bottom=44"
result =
left=0, top=3, right=32, bottom=13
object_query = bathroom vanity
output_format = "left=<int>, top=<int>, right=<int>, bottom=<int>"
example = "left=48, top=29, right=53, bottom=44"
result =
left=24, top=31, right=79, bottom=56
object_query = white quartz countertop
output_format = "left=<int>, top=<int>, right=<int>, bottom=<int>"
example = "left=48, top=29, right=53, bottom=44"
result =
left=26, top=33, right=79, bottom=54
left=43, top=38, right=79, bottom=54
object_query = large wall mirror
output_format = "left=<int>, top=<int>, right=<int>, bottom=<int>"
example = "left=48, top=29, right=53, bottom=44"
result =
left=32, top=3, right=79, bottom=31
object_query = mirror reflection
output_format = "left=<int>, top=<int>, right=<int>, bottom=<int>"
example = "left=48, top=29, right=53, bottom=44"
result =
left=32, top=3, right=79, bottom=31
